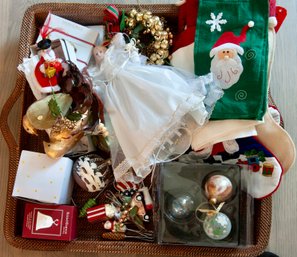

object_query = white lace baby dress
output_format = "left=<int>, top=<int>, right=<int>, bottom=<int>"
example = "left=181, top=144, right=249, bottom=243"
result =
left=91, top=33, right=223, bottom=181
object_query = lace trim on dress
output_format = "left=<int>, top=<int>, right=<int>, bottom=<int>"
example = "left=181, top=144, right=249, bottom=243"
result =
left=114, top=90, right=208, bottom=180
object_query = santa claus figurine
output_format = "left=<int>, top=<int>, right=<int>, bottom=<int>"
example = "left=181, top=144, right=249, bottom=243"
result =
left=34, top=38, right=63, bottom=93
left=209, top=21, right=254, bottom=89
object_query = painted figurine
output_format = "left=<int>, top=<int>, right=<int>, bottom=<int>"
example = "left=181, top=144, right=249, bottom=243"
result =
left=86, top=203, right=119, bottom=223
left=34, top=38, right=63, bottom=93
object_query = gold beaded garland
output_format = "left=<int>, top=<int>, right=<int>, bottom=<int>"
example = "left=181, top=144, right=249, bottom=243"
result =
left=124, top=8, right=173, bottom=65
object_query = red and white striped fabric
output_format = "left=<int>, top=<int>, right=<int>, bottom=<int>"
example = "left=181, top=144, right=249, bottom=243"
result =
left=114, top=180, right=139, bottom=194
left=86, top=204, right=116, bottom=223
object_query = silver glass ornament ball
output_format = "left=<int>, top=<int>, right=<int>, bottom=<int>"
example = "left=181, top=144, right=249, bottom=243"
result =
left=203, top=212, right=232, bottom=240
left=168, top=194, right=195, bottom=220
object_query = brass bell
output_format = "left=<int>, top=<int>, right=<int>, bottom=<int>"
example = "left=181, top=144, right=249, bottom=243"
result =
left=160, top=39, right=169, bottom=49
left=154, top=41, right=161, bottom=49
left=143, top=11, right=152, bottom=20
left=129, top=9, right=138, bottom=18
left=154, top=31, right=161, bottom=40
left=150, top=53, right=158, bottom=62
left=150, top=28, right=156, bottom=35
left=155, top=59, right=164, bottom=65
left=136, top=12, right=144, bottom=22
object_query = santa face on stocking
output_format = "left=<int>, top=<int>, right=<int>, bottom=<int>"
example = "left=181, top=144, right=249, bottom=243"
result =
left=210, top=48, right=243, bottom=89
left=209, top=21, right=254, bottom=90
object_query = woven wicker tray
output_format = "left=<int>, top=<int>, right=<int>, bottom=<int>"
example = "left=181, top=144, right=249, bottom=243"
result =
left=0, top=3, right=272, bottom=256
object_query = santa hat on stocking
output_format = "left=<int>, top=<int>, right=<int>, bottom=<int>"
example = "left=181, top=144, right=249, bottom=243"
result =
left=269, top=0, right=278, bottom=28
left=209, top=21, right=254, bottom=58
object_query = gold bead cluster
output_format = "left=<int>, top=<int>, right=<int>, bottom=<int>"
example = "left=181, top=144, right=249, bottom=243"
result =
left=50, top=116, right=78, bottom=141
left=125, top=9, right=173, bottom=65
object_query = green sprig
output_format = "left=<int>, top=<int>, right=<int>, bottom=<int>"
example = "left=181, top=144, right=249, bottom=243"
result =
left=48, top=93, right=62, bottom=118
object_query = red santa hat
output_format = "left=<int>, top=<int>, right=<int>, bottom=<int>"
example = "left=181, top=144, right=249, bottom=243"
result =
left=209, top=21, right=254, bottom=58
left=269, top=0, right=278, bottom=28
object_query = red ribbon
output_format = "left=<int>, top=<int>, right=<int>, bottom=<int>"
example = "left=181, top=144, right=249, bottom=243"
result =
left=40, top=13, right=65, bottom=39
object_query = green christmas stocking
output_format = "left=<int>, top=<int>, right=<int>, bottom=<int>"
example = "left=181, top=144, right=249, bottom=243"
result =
left=194, top=0, right=269, bottom=120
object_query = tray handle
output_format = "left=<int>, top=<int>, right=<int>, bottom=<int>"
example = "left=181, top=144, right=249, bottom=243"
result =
left=1, top=3, right=36, bottom=155
left=0, top=72, right=25, bottom=153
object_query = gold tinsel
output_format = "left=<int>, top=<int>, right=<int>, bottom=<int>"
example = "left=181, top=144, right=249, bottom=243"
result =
left=124, top=9, right=173, bottom=65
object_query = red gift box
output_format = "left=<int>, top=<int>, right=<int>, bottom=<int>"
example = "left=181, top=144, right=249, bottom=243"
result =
left=22, top=203, right=77, bottom=241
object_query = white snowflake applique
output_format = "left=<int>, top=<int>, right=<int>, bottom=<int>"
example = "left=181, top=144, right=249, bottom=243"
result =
left=206, top=12, right=227, bottom=32
left=77, top=157, right=105, bottom=192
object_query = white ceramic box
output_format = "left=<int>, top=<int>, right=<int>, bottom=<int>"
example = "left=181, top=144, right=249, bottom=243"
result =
left=12, top=150, right=74, bottom=204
